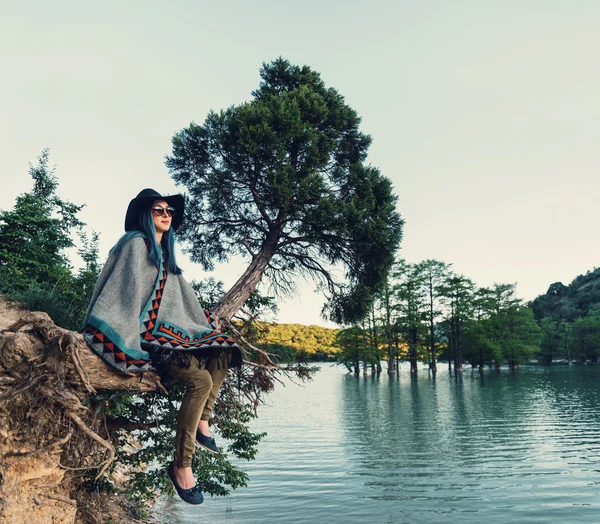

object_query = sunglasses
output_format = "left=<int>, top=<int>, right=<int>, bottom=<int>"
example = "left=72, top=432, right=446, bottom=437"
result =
left=151, top=205, right=176, bottom=218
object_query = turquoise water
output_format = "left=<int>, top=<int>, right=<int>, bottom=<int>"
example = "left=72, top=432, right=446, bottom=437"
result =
left=155, top=364, right=600, bottom=523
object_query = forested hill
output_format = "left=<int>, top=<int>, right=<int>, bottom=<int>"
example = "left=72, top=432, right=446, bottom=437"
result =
left=530, top=267, right=600, bottom=322
left=252, top=322, right=340, bottom=360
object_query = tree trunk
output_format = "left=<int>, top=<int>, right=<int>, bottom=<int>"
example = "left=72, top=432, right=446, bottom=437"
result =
left=455, top=323, right=463, bottom=372
left=1, top=312, right=162, bottom=392
left=371, top=306, right=378, bottom=349
left=386, top=320, right=395, bottom=374
left=409, top=346, right=417, bottom=372
left=429, top=283, right=437, bottom=373
left=409, top=327, right=418, bottom=373
left=384, top=288, right=396, bottom=374
left=387, top=343, right=396, bottom=374
left=214, top=231, right=280, bottom=321
left=448, top=316, right=455, bottom=372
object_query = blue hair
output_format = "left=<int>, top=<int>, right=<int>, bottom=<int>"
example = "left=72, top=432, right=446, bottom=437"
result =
left=111, top=207, right=182, bottom=275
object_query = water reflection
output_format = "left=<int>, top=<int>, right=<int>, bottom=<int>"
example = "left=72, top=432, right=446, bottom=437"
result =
left=156, top=364, right=600, bottom=524
left=337, top=364, right=600, bottom=523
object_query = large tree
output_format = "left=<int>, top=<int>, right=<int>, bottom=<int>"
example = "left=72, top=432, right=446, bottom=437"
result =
left=166, top=58, right=403, bottom=323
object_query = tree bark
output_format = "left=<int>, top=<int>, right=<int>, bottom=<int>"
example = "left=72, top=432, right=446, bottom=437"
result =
left=454, top=321, right=463, bottom=372
left=384, top=287, right=396, bottom=374
left=408, top=325, right=418, bottom=373
left=214, top=231, right=281, bottom=321
left=1, top=312, right=162, bottom=392
left=428, top=277, right=437, bottom=373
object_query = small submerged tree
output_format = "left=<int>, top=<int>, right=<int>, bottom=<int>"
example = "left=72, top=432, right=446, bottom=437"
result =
left=335, top=326, right=382, bottom=374
left=439, top=274, right=475, bottom=372
left=393, top=261, right=426, bottom=373
left=413, top=259, right=450, bottom=373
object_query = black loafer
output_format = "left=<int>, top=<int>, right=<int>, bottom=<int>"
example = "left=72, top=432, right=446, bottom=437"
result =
left=196, top=429, right=220, bottom=454
left=167, top=462, right=204, bottom=505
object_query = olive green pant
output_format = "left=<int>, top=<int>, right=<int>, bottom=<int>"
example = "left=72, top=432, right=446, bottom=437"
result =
left=167, top=353, right=229, bottom=467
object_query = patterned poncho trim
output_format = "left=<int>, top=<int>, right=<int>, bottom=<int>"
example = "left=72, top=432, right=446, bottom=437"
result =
left=82, top=237, right=242, bottom=375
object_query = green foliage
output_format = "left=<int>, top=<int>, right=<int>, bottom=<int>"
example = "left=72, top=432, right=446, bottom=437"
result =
left=531, top=268, right=600, bottom=322
left=462, top=318, right=502, bottom=367
left=0, top=150, right=100, bottom=330
left=95, top=382, right=265, bottom=501
left=0, top=150, right=84, bottom=293
left=190, top=277, right=227, bottom=310
left=167, top=57, right=403, bottom=324
left=457, top=285, right=541, bottom=368
left=437, top=274, right=475, bottom=369
left=497, top=306, right=541, bottom=366
left=392, top=261, right=428, bottom=367
left=530, top=268, right=600, bottom=364
left=412, top=259, right=451, bottom=365
left=250, top=322, right=339, bottom=362
left=570, top=312, right=600, bottom=363
left=539, top=318, right=569, bottom=364
left=334, top=326, right=384, bottom=372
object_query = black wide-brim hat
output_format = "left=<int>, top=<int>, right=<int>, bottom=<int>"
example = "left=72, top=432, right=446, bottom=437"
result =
left=124, top=188, right=185, bottom=232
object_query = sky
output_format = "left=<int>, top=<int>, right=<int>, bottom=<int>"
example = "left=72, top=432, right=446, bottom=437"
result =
left=1, top=1, right=599, bottom=327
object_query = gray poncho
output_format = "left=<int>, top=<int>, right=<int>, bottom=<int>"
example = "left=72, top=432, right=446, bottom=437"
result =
left=82, top=236, right=242, bottom=374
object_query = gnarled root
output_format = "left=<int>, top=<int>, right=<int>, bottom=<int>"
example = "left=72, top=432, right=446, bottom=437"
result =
left=0, top=307, right=162, bottom=523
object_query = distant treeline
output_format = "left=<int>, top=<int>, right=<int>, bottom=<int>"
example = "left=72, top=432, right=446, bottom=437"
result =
left=250, top=322, right=339, bottom=362
left=334, top=261, right=600, bottom=374
left=530, top=268, right=600, bottom=364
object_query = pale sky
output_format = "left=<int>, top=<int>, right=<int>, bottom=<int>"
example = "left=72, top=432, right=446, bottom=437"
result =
left=1, top=1, right=599, bottom=327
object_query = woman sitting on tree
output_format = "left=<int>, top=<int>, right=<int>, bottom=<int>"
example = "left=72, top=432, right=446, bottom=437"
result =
left=82, top=188, right=242, bottom=506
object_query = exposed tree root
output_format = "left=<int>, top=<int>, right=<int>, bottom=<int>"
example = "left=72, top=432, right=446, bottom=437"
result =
left=0, top=305, right=160, bottom=523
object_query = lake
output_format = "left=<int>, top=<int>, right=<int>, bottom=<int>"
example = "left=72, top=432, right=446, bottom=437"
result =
left=154, top=363, right=600, bottom=523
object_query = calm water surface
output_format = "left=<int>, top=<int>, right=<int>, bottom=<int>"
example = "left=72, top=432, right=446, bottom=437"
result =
left=155, top=364, right=600, bottom=523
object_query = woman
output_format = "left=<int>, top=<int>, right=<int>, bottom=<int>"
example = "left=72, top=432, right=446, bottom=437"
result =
left=82, top=188, right=242, bottom=505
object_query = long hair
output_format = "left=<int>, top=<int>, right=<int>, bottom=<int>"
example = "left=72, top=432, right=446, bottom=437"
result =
left=111, top=207, right=182, bottom=275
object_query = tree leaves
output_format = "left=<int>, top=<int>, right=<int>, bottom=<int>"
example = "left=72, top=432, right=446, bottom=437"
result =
left=167, top=58, right=403, bottom=323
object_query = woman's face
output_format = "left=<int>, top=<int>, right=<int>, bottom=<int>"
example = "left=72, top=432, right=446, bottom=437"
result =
left=151, top=199, right=173, bottom=235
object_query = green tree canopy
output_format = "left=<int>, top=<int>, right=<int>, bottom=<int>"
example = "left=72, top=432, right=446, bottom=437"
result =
left=571, top=312, right=600, bottom=363
left=0, top=149, right=83, bottom=292
left=166, top=58, right=403, bottom=324
left=530, top=269, right=600, bottom=323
